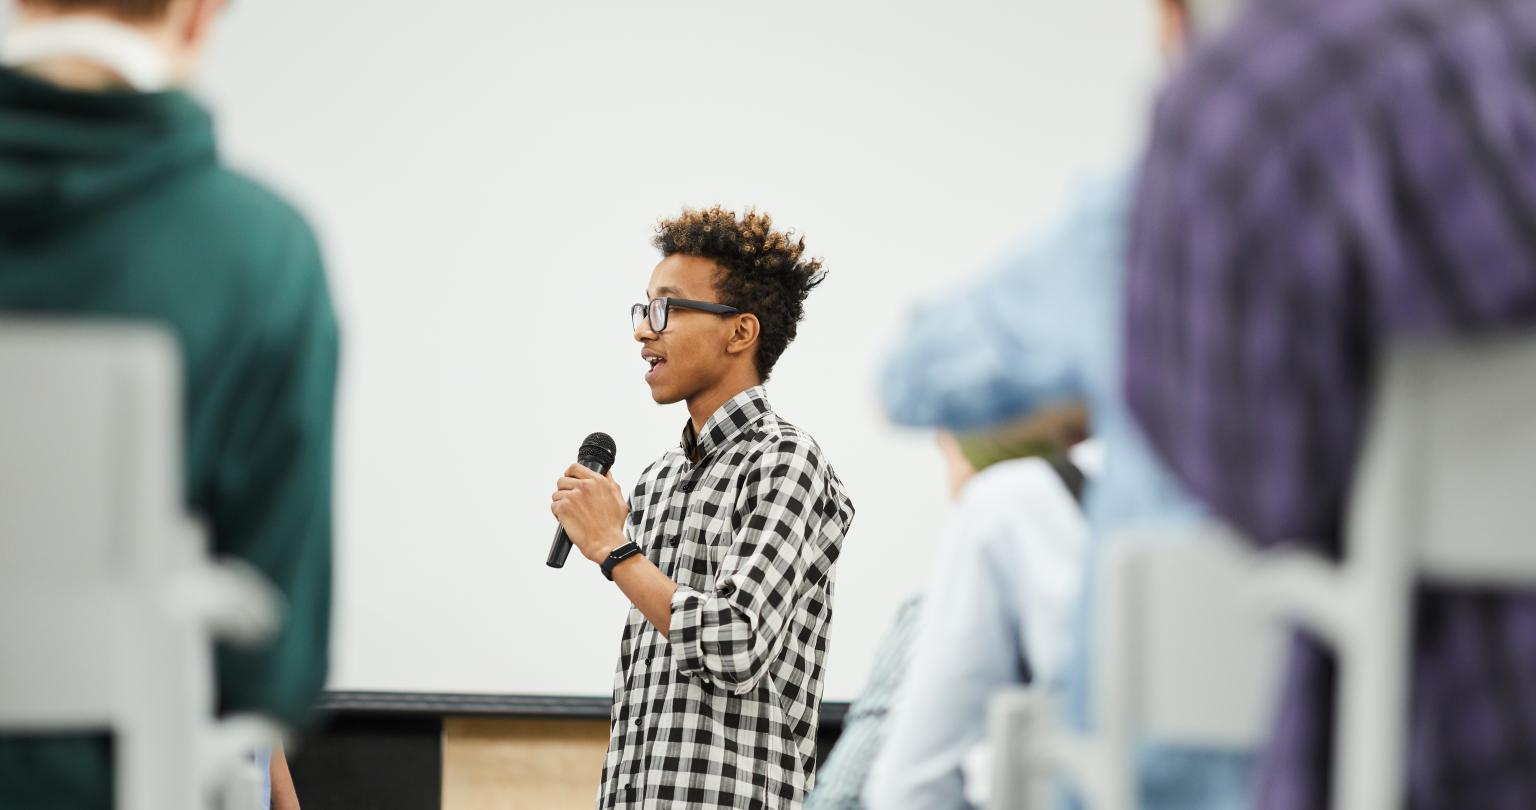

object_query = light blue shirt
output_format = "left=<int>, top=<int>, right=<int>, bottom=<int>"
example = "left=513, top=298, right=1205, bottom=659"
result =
left=255, top=747, right=271, bottom=810
left=879, top=172, right=1199, bottom=537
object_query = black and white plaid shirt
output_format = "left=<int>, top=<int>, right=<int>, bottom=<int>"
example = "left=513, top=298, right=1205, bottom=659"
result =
left=598, top=386, right=854, bottom=809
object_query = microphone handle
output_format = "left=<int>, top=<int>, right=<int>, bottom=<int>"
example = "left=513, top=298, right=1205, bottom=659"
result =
left=546, top=457, right=612, bottom=569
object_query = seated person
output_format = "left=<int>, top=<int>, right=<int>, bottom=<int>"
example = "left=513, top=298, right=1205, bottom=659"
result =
left=0, top=1, right=337, bottom=806
left=866, top=407, right=1097, bottom=810
left=807, top=406, right=1093, bottom=810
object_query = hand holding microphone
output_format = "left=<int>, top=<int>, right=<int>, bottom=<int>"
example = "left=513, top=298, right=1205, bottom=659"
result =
left=548, top=432, right=628, bottom=567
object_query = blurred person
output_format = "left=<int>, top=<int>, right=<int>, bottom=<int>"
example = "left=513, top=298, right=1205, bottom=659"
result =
left=865, top=412, right=1098, bottom=810
left=803, top=596, right=923, bottom=810
left=807, top=408, right=1091, bottom=810
left=549, top=207, right=854, bottom=810
left=0, top=1, right=338, bottom=808
left=1124, top=0, right=1536, bottom=807
left=878, top=1, right=1251, bottom=807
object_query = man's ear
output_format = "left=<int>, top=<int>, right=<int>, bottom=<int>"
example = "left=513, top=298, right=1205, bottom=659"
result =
left=1158, top=0, right=1192, bottom=61
left=725, top=313, right=760, bottom=358
left=180, top=0, right=225, bottom=48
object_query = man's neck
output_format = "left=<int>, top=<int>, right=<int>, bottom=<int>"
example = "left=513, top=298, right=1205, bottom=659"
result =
left=2, top=15, right=179, bottom=92
left=686, top=377, right=762, bottom=446
left=16, top=57, right=131, bottom=91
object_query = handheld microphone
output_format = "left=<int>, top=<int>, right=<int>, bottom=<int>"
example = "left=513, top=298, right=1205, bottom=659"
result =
left=547, top=431, right=618, bottom=568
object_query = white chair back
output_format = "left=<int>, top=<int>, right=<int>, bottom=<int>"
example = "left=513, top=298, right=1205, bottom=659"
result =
left=0, top=319, right=281, bottom=810
left=991, top=525, right=1283, bottom=810
left=1251, top=331, right=1536, bottom=810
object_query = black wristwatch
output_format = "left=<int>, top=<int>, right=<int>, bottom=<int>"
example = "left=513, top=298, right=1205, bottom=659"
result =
left=601, top=541, right=643, bottom=581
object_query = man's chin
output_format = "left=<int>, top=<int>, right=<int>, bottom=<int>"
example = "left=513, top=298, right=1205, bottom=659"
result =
left=647, top=384, right=685, bottom=406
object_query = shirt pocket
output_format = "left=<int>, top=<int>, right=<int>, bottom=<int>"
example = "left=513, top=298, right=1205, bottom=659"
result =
left=688, top=473, right=740, bottom=543
left=676, top=479, right=737, bottom=587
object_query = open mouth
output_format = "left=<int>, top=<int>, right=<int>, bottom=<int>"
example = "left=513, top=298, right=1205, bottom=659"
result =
left=644, top=354, right=667, bottom=379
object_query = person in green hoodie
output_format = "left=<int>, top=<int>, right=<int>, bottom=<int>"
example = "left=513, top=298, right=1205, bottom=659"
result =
left=0, top=0, right=336, bottom=807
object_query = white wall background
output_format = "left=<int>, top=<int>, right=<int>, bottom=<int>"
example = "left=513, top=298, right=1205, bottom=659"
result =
left=2, top=0, right=1159, bottom=700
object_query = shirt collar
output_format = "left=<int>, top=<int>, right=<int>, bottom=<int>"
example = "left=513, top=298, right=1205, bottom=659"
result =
left=681, top=386, right=772, bottom=461
left=1, top=18, right=175, bottom=92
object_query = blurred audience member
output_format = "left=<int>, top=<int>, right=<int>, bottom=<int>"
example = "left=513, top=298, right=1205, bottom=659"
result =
left=866, top=415, right=1097, bottom=810
left=809, top=409, right=1093, bottom=810
left=0, top=1, right=338, bottom=807
left=1125, top=0, right=1536, bottom=808
left=805, top=597, right=923, bottom=810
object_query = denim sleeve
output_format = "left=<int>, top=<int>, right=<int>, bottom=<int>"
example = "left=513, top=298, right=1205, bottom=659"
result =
left=880, top=174, right=1129, bottom=431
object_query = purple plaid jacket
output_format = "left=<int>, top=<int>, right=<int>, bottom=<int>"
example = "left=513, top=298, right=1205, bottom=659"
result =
left=1124, top=0, right=1536, bottom=808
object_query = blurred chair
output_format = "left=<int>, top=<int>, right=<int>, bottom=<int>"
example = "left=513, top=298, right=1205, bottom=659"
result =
left=0, top=319, right=283, bottom=810
left=989, top=525, right=1283, bottom=810
left=1248, top=331, right=1536, bottom=810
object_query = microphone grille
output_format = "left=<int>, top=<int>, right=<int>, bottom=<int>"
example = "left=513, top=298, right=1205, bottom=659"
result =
left=578, top=432, right=617, bottom=467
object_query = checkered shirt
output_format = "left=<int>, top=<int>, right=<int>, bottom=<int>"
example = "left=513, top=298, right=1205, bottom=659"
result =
left=598, top=386, right=855, bottom=809
left=1126, top=0, right=1536, bottom=807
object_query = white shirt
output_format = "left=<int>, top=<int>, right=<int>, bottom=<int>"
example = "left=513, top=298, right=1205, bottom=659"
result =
left=865, top=442, right=1098, bottom=809
left=1, top=17, right=173, bottom=91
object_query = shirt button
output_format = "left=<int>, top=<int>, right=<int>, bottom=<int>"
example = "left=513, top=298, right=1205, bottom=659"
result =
left=669, top=537, right=679, bottom=547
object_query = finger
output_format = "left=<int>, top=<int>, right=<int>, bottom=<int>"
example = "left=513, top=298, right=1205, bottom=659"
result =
left=556, top=476, right=584, bottom=491
left=565, top=464, right=601, bottom=480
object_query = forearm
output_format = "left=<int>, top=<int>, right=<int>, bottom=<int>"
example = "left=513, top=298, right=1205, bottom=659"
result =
left=270, top=744, right=301, bottom=810
left=610, top=550, right=773, bottom=689
left=609, top=549, right=678, bottom=636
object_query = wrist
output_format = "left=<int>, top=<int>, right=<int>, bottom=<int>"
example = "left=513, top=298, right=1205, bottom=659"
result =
left=593, top=529, right=630, bottom=563
left=600, top=539, right=645, bottom=581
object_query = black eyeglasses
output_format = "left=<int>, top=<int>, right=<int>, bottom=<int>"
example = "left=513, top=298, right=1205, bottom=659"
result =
left=631, top=297, right=742, bottom=333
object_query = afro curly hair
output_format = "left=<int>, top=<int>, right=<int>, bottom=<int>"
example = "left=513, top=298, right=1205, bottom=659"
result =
left=653, top=206, right=826, bottom=382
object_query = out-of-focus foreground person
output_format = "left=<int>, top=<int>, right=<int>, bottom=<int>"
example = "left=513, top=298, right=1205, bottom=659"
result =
left=0, top=1, right=338, bottom=807
left=1126, top=0, right=1536, bottom=808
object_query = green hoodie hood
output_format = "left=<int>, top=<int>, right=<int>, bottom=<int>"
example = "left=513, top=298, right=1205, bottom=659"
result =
left=0, top=66, right=216, bottom=237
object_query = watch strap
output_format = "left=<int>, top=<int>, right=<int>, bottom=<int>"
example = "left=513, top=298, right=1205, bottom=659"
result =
left=601, top=541, right=643, bottom=581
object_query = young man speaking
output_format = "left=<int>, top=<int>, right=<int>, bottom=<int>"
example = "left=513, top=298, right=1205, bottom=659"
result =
left=550, top=206, right=854, bottom=809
